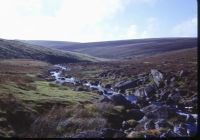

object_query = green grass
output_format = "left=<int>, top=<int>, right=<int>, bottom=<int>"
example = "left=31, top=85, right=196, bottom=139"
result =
left=0, top=81, right=99, bottom=106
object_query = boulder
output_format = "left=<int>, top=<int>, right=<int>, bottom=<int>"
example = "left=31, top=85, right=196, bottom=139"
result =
left=173, top=123, right=188, bottom=136
left=90, top=81, right=100, bottom=86
left=104, top=84, right=112, bottom=89
left=122, top=119, right=138, bottom=130
left=160, top=129, right=179, bottom=137
left=167, top=91, right=183, bottom=104
left=159, top=90, right=170, bottom=101
left=74, top=86, right=89, bottom=92
left=109, top=94, right=131, bottom=107
left=125, top=109, right=145, bottom=121
left=154, top=119, right=173, bottom=129
left=71, top=130, right=103, bottom=138
left=133, top=84, right=156, bottom=98
left=144, top=120, right=155, bottom=130
left=114, top=80, right=138, bottom=90
left=142, top=104, right=177, bottom=119
left=72, top=128, right=126, bottom=138
left=136, top=99, right=150, bottom=108
left=151, top=69, right=164, bottom=87
left=179, top=70, right=188, bottom=77
left=98, top=96, right=112, bottom=103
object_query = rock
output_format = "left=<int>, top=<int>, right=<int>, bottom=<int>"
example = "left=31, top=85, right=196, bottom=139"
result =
left=125, top=109, right=145, bottom=121
left=177, top=113, right=196, bottom=123
left=65, top=75, right=72, bottom=78
left=122, top=119, right=138, bottom=130
left=185, top=123, right=197, bottom=136
left=122, top=121, right=132, bottom=129
left=114, top=80, right=138, bottom=90
left=71, top=130, right=103, bottom=138
left=74, top=86, right=89, bottom=92
left=142, top=104, right=177, bottom=119
left=72, top=128, right=126, bottom=138
left=104, top=84, right=112, bottom=89
left=151, top=69, right=164, bottom=87
left=167, top=91, right=183, bottom=104
left=127, top=131, right=145, bottom=138
left=144, top=134, right=158, bottom=138
left=179, top=70, right=188, bottom=77
left=136, top=99, right=149, bottom=108
left=160, top=129, right=179, bottom=137
left=109, top=94, right=131, bottom=107
left=154, top=119, right=173, bottom=129
left=125, top=94, right=138, bottom=104
left=159, top=90, right=170, bottom=101
left=81, top=79, right=88, bottom=84
left=127, top=119, right=139, bottom=128
left=45, top=77, right=55, bottom=81
left=129, top=103, right=140, bottom=109
left=144, top=120, right=155, bottom=130
left=173, top=123, right=188, bottom=136
left=98, top=96, right=112, bottom=103
left=90, top=81, right=100, bottom=86
left=133, top=84, right=156, bottom=98
left=101, top=128, right=126, bottom=138
left=98, top=72, right=108, bottom=77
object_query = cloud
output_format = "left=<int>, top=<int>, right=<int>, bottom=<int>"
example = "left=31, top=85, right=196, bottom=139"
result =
left=172, top=17, right=197, bottom=37
left=119, top=17, right=159, bottom=39
left=0, top=0, right=196, bottom=42
left=0, top=0, right=129, bottom=42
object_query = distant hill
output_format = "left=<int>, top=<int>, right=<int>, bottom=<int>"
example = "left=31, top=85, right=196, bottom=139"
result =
left=19, top=40, right=79, bottom=49
left=0, top=39, right=101, bottom=64
left=23, top=38, right=196, bottom=59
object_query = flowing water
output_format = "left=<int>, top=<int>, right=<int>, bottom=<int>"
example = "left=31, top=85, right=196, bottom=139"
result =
left=49, top=64, right=198, bottom=137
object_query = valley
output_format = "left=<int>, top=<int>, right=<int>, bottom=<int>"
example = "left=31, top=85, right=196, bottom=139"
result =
left=0, top=38, right=198, bottom=138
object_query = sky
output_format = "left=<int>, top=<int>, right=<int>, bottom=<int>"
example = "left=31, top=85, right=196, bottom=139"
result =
left=0, top=0, right=197, bottom=42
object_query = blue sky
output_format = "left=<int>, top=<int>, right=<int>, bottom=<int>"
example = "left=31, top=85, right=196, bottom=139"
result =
left=0, top=0, right=197, bottom=42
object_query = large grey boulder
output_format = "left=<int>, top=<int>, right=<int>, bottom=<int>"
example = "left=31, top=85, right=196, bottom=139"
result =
left=133, top=84, right=156, bottom=98
left=151, top=69, right=164, bottom=87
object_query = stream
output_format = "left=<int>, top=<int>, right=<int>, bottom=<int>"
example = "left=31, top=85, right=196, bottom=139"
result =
left=50, top=64, right=138, bottom=103
left=49, top=64, right=197, bottom=137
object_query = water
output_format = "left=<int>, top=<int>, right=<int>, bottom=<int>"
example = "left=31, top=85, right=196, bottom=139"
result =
left=49, top=64, right=198, bottom=137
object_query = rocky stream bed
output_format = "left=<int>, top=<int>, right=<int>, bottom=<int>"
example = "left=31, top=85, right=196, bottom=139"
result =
left=47, top=64, right=198, bottom=138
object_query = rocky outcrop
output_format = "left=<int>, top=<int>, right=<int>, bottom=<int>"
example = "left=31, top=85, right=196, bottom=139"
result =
left=47, top=66, right=197, bottom=138
left=151, top=69, right=164, bottom=87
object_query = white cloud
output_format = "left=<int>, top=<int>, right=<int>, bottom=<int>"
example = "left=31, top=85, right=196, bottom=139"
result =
left=0, top=0, right=195, bottom=42
left=119, top=17, right=160, bottom=39
left=0, top=0, right=128, bottom=42
left=172, top=17, right=197, bottom=37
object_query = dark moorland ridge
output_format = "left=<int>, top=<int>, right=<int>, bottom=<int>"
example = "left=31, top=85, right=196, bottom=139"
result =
left=18, top=40, right=79, bottom=49
left=20, top=37, right=197, bottom=59
left=0, top=38, right=101, bottom=64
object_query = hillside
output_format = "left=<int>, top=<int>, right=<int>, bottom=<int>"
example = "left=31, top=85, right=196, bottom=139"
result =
left=24, top=38, right=197, bottom=59
left=0, top=47, right=197, bottom=138
left=0, top=39, right=101, bottom=64
left=19, top=40, right=79, bottom=49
